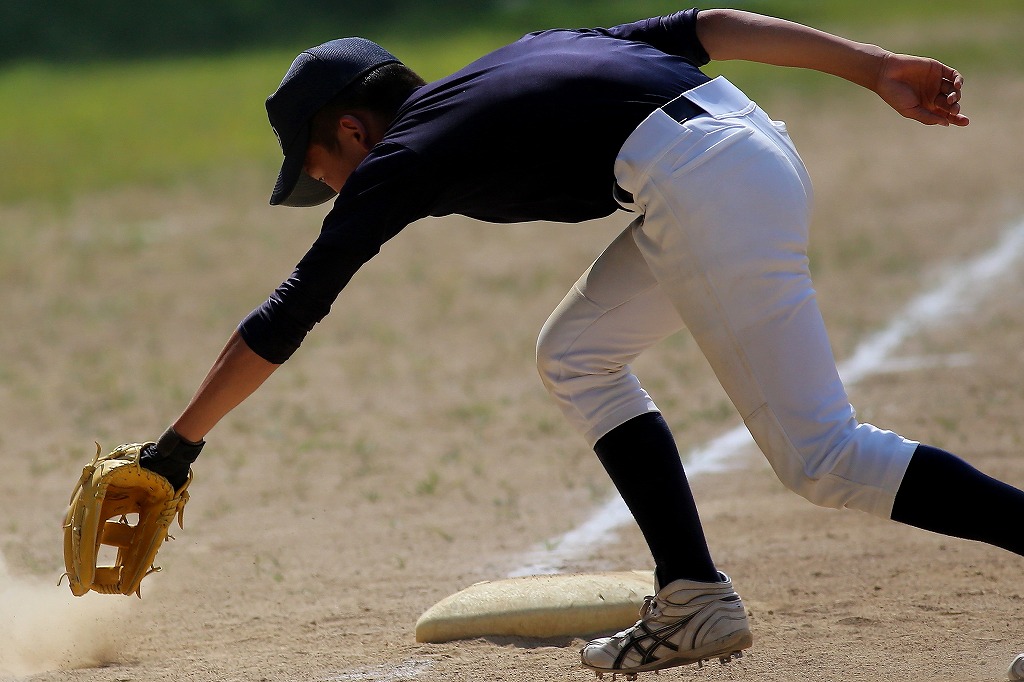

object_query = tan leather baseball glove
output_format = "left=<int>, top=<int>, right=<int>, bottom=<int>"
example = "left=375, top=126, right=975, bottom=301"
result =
left=62, top=442, right=190, bottom=597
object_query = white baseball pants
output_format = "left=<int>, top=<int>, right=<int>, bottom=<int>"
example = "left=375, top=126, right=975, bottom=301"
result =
left=536, top=77, right=917, bottom=519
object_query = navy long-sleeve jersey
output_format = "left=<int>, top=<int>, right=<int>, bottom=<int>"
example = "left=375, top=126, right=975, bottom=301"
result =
left=241, top=10, right=711, bottom=363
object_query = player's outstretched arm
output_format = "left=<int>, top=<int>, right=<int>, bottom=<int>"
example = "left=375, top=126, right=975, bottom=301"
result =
left=171, top=329, right=280, bottom=442
left=695, top=8, right=969, bottom=127
left=64, top=330, right=277, bottom=597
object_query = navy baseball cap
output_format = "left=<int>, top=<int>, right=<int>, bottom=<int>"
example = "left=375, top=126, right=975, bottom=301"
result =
left=266, top=37, right=400, bottom=207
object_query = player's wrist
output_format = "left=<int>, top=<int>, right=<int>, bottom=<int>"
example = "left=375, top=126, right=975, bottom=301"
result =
left=156, top=425, right=205, bottom=452
left=140, top=426, right=204, bottom=490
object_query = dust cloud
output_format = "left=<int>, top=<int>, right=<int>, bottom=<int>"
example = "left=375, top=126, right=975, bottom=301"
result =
left=0, top=552, right=127, bottom=677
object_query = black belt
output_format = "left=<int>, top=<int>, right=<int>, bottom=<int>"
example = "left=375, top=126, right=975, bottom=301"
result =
left=614, top=95, right=707, bottom=206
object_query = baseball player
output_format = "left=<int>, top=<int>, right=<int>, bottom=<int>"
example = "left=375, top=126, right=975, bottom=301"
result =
left=135, top=7, right=1024, bottom=676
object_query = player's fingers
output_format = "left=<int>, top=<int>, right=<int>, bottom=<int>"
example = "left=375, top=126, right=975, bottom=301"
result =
left=904, top=105, right=950, bottom=126
left=947, top=111, right=970, bottom=127
left=926, top=100, right=969, bottom=127
left=932, top=67, right=964, bottom=104
left=933, top=90, right=960, bottom=111
left=906, top=101, right=968, bottom=127
left=947, top=72, right=968, bottom=125
left=938, top=63, right=963, bottom=88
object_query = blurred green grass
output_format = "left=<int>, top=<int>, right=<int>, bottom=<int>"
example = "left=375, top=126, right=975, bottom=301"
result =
left=1, top=1, right=1020, bottom=205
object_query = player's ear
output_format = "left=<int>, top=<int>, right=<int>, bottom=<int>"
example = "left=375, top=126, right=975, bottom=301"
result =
left=337, top=114, right=372, bottom=152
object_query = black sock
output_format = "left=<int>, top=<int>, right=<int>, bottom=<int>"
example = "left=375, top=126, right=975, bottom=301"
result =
left=594, top=412, right=720, bottom=585
left=891, top=444, right=1024, bottom=556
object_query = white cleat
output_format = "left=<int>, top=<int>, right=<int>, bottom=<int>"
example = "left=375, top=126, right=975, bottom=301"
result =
left=580, top=572, right=753, bottom=676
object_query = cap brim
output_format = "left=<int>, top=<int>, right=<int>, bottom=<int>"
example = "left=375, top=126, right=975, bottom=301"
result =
left=269, top=125, right=339, bottom=207
left=275, top=169, right=338, bottom=207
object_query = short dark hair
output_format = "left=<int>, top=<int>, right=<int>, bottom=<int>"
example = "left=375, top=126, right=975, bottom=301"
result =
left=309, top=62, right=425, bottom=151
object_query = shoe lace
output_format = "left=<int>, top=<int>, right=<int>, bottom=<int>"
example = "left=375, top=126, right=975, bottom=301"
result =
left=608, top=596, right=657, bottom=640
left=639, top=594, right=663, bottom=620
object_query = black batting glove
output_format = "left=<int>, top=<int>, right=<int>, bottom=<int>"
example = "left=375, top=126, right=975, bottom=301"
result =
left=139, top=427, right=204, bottom=490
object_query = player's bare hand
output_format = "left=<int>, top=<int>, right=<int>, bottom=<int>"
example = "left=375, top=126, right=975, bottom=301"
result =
left=874, top=52, right=969, bottom=127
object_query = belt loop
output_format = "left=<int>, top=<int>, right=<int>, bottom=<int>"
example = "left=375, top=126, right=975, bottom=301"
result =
left=613, top=182, right=636, bottom=210
left=661, top=93, right=706, bottom=124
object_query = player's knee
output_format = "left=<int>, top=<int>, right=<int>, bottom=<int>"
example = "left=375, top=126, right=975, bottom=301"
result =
left=535, top=327, right=562, bottom=392
left=749, top=405, right=916, bottom=519
left=758, top=427, right=864, bottom=510
left=535, top=325, right=621, bottom=396
left=776, top=468, right=845, bottom=509
left=535, top=329, right=587, bottom=395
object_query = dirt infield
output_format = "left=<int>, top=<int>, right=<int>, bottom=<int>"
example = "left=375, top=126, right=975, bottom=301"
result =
left=2, top=75, right=1024, bottom=682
